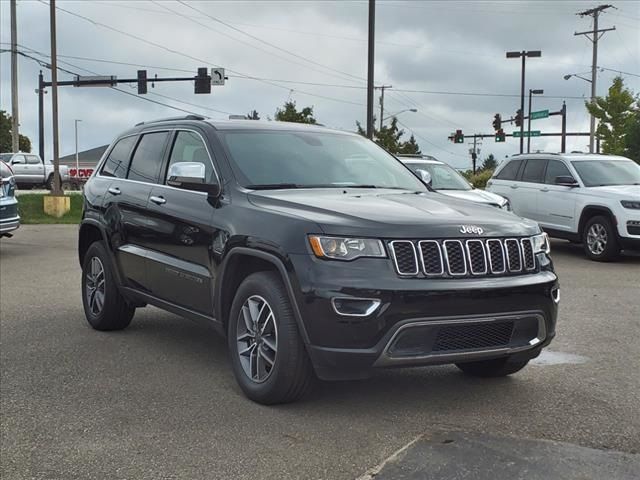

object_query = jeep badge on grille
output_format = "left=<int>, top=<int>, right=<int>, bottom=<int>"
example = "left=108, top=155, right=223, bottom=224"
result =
left=459, top=225, right=484, bottom=235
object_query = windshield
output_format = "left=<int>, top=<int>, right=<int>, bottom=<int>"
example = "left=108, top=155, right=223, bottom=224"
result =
left=219, top=131, right=427, bottom=191
left=404, top=162, right=471, bottom=190
left=571, top=159, right=640, bottom=187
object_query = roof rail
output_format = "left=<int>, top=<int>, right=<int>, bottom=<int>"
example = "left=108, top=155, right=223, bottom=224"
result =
left=135, top=115, right=206, bottom=126
left=512, top=152, right=560, bottom=156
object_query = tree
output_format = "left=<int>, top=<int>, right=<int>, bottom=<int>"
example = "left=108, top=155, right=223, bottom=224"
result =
left=355, top=117, right=421, bottom=155
left=481, top=154, right=497, bottom=171
left=586, top=76, right=636, bottom=156
left=624, top=101, right=640, bottom=164
left=0, top=110, right=32, bottom=153
left=247, top=110, right=260, bottom=120
left=274, top=101, right=316, bottom=124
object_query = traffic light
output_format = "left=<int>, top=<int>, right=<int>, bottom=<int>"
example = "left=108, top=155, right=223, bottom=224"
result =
left=454, top=129, right=464, bottom=143
left=137, top=70, right=147, bottom=95
left=492, top=113, right=501, bottom=131
left=515, top=109, right=523, bottom=128
left=495, top=128, right=505, bottom=142
left=194, top=67, right=211, bottom=94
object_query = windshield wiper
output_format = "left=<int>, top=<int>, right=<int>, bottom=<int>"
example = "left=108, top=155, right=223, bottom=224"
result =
left=246, top=183, right=304, bottom=190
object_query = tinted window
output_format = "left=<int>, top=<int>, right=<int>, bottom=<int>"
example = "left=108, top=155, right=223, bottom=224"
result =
left=571, top=159, right=640, bottom=187
left=220, top=131, right=426, bottom=190
left=545, top=160, right=572, bottom=184
left=11, top=155, right=26, bottom=164
left=521, top=159, right=547, bottom=183
left=495, top=159, right=522, bottom=180
left=101, top=136, right=137, bottom=178
left=127, top=132, right=169, bottom=183
left=166, top=131, right=215, bottom=183
left=26, top=155, right=40, bottom=165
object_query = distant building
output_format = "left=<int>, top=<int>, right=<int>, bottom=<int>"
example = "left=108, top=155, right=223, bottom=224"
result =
left=57, top=145, right=109, bottom=168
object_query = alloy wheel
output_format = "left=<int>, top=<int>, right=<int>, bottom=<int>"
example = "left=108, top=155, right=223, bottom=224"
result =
left=85, top=256, right=106, bottom=315
left=236, top=295, right=278, bottom=383
left=586, top=223, right=608, bottom=256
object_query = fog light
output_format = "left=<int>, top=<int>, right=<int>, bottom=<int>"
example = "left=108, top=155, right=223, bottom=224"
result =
left=331, top=297, right=381, bottom=317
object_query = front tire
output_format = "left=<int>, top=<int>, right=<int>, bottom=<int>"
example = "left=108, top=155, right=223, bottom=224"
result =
left=456, top=356, right=529, bottom=377
left=227, top=271, right=313, bottom=404
left=81, top=241, right=135, bottom=331
left=582, top=215, right=620, bottom=262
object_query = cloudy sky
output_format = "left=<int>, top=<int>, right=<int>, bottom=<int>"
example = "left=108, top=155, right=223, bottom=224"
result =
left=1, top=0, right=639, bottom=169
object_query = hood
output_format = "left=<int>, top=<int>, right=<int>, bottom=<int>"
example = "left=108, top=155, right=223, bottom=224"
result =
left=437, top=188, right=507, bottom=206
left=248, top=188, right=538, bottom=238
left=588, top=185, right=640, bottom=199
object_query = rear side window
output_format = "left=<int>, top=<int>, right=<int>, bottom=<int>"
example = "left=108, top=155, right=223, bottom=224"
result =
left=101, top=136, right=137, bottom=178
left=127, top=132, right=169, bottom=183
left=545, top=160, right=571, bottom=184
left=521, top=159, right=548, bottom=183
left=26, top=155, right=40, bottom=165
left=495, top=159, right=522, bottom=180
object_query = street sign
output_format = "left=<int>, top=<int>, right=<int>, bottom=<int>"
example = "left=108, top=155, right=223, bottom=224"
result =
left=530, top=109, right=549, bottom=120
left=513, top=130, right=541, bottom=138
left=73, top=75, right=117, bottom=87
left=211, top=68, right=225, bottom=86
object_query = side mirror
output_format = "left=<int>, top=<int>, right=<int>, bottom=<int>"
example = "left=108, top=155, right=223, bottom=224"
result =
left=167, top=162, right=220, bottom=197
left=555, top=175, right=579, bottom=187
left=415, top=169, right=432, bottom=187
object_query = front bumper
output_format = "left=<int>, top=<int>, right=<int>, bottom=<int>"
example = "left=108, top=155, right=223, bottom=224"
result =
left=288, top=253, right=558, bottom=380
left=0, top=215, right=20, bottom=234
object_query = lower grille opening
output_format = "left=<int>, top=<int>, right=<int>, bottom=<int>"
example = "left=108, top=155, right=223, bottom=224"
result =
left=433, top=321, right=514, bottom=352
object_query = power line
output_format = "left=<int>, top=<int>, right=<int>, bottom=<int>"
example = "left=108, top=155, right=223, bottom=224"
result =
left=394, top=118, right=467, bottom=158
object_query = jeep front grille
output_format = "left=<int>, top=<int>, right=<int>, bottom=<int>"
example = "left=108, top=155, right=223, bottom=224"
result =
left=389, top=237, right=538, bottom=278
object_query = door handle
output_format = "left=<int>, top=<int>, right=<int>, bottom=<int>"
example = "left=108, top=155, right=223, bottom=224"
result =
left=510, top=185, right=519, bottom=189
left=107, top=186, right=121, bottom=195
left=540, top=188, right=549, bottom=192
left=150, top=195, right=166, bottom=205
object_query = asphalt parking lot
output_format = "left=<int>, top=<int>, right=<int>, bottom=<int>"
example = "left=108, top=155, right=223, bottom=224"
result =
left=1, top=225, right=639, bottom=479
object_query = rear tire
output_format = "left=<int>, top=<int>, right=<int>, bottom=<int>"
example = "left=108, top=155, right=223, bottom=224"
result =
left=45, top=175, right=54, bottom=190
left=81, top=241, right=135, bottom=331
left=227, top=271, right=314, bottom=404
left=582, top=215, right=619, bottom=262
left=456, top=356, right=529, bottom=377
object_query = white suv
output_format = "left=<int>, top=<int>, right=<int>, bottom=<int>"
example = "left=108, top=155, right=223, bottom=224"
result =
left=486, top=153, right=640, bottom=261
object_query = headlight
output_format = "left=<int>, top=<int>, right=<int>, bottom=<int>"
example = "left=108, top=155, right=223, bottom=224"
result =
left=309, top=235, right=386, bottom=260
left=531, top=232, right=550, bottom=255
left=621, top=200, right=640, bottom=209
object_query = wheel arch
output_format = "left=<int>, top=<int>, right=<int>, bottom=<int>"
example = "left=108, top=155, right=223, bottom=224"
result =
left=578, top=205, right=617, bottom=237
left=215, top=247, right=310, bottom=344
left=78, top=219, right=125, bottom=289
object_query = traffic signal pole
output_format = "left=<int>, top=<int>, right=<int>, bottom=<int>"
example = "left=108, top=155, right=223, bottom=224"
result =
left=520, top=54, right=525, bottom=154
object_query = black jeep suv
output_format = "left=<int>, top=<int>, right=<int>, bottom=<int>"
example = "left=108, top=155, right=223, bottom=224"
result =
left=79, top=117, right=559, bottom=404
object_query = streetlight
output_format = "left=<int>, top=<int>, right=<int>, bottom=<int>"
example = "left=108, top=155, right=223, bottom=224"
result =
left=74, top=119, right=82, bottom=185
left=506, top=50, right=542, bottom=154
left=527, top=89, right=544, bottom=153
left=564, top=72, right=592, bottom=83
left=382, top=108, right=417, bottom=122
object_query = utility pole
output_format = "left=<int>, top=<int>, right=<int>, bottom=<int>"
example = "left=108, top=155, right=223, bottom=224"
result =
left=37, top=71, right=46, bottom=162
left=575, top=5, right=615, bottom=153
left=10, top=0, right=19, bottom=152
left=561, top=102, right=567, bottom=153
left=506, top=50, right=542, bottom=154
left=366, top=0, right=375, bottom=139
left=468, top=135, right=481, bottom=174
left=49, top=0, right=62, bottom=195
left=376, top=84, right=392, bottom=131
left=74, top=119, right=82, bottom=180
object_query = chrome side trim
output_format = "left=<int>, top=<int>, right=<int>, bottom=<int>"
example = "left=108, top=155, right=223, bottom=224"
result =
left=389, top=240, right=419, bottom=276
left=417, top=240, right=444, bottom=276
left=331, top=297, right=381, bottom=317
left=465, top=239, right=488, bottom=275
left=442, top=240, right=467, bottom=276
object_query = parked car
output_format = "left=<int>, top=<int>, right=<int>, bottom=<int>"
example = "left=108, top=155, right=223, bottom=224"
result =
left=0, top=152, right=70, bottom=189
left=0, top=161, right=20, bottom=237
left=398, top=155, right=511, bottom=210
left=486, top=153, right=640, bottom=261
left=79, top=117, right=558, bottom=404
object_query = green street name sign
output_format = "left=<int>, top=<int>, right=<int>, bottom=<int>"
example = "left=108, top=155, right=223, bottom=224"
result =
left=530, top=109, right=549, bottom=120
left=513, top=130, right=541, bottom=138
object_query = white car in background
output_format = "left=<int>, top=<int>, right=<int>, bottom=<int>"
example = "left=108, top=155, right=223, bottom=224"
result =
left=398, top=155, right=511, bottom=210
left=486, top=153, right=640, bottom=261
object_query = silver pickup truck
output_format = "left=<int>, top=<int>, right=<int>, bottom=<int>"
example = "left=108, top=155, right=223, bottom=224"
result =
left=0, top=153, right=70, bottom=189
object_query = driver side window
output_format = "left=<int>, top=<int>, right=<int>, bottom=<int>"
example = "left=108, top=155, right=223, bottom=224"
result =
left=166, top=131, right=215, bottom=184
